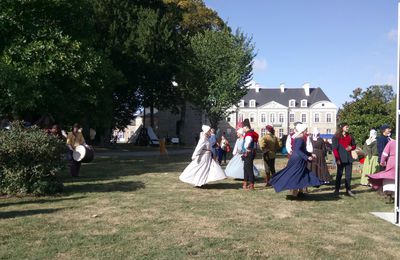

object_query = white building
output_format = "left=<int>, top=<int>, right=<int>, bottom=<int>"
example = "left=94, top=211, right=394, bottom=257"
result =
left=221, top=83, right=337, bottom=140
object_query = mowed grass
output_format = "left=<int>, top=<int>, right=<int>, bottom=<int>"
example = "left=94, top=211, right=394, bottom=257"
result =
left=1, top=152, right=399, bottom=259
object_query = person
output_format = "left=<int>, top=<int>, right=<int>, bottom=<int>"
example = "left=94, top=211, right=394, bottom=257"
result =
left=179, top=125, right=226, bottom=187
left=332, top=122, right=356, bottom=197
left=360, top=129, right=379, bottom=185
left=286, top=122, right=313, bottom=157
left=269, top=123, right=321, bottom=197
left=308, top=128, right=331, bottom=184
left=218, top=133, right=229, bottom=165
left=377, top=124, right=392, bottom=171
left=209, top=128, right=218, bottom=160
left=225, top=128, right=260, bottom=179
left=46, top=124, right=65, bottom=140
left=66, top=123, right=86, bottom=177
left=242, top=119, right=259, bottom=190
left=368, top=140, right=396, bottom=201
left=259, top=125, right=280, bottom=186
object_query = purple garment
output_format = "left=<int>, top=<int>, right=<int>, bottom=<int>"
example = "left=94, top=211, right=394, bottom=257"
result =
left=368, top=140, right=396, bottom=190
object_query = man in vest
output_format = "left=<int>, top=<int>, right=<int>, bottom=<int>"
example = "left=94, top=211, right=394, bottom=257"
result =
left=242, top=118, right=259, bottom=190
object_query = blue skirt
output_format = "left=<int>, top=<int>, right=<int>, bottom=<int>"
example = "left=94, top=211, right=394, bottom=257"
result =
left=270, top=154, right=321, bottom=192
left=225, top=154, right=260, bottom=179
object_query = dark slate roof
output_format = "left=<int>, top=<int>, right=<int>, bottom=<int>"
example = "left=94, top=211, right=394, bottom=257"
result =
left=241, top=87, right=331, bottom=108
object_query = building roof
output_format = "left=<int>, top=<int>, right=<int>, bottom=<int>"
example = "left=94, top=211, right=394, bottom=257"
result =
left=241, top=87, right=331, bottom=108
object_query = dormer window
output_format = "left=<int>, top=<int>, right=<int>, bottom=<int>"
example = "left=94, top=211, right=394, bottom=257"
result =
left=239, top=100, right=245, bottom=107
left=301, top=99, right=307, bottom=107
left=289, top=99, right=295, bottom=107
left=249, top=99, right=256, bottom=108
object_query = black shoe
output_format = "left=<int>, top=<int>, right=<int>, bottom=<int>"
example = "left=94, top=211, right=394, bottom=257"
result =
left=333, top=190, right=340, bottom=197
left=346, top=190, right=355, bottom=197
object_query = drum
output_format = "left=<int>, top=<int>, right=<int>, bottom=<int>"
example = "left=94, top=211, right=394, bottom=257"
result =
left=73, top=145, right=94, bottom=163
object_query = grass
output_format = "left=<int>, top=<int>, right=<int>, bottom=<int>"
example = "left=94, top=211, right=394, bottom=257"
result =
left=1, top=151, right=399, bottom=259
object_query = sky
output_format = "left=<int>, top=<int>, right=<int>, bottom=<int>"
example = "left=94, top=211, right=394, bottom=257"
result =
left=204, top=0, right=398, bottom=108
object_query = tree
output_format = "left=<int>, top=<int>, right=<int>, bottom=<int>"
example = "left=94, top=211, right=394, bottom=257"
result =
left=186, top=29, right=255, bottom=128
left=337, top=85, right=396, bottom=145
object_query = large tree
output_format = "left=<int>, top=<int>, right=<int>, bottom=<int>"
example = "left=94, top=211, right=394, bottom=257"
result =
left=186, top=29, right=255, bottom=128
left=337, top=85, right=396, bottom=145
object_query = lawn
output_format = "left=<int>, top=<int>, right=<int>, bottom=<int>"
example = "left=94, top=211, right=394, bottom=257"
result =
left=1, top=151, right=399, bottom=259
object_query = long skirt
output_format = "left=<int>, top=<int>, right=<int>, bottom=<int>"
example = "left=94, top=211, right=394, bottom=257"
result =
left=360, top=155, right=379, bottom=185
left=225, top=154, right=260, bottom=179
left=179, top=152, right=226, bottom=187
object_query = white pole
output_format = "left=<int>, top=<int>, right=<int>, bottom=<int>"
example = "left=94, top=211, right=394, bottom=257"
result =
left=395, top=1, right=400, bottom=225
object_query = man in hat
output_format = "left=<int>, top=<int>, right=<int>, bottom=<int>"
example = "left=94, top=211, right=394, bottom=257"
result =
left=377, top=124, right=392, bottom=170
left=259, top=125, right=280, bottom=186
left=242, top=118, right=259, bottom=190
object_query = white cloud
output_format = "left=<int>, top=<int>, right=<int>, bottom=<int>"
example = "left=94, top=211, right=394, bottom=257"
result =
left=387, top=29, right=397, bottom=41
left=253, top=58, right=268, bottom=71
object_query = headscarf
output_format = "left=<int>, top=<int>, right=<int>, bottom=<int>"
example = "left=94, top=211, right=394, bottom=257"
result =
left=366, top=129, right=377, bottom=145
left=292, top=123, right=307, bottom=139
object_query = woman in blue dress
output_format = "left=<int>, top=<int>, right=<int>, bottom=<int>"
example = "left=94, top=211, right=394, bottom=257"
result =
left=269, top=123, right=321, bottom=197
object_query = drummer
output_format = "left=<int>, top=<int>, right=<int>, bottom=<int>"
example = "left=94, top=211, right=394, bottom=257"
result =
left=66, top=123, right=86, bottom=177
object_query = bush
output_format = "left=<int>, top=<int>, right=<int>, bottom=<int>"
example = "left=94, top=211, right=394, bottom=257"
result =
left=0, top=121, right=66, bottom=195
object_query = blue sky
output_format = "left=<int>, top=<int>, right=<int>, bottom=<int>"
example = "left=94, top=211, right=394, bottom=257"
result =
left=204, top=0, right=398, bottom=108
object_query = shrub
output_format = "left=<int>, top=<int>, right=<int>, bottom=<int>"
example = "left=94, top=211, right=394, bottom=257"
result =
left=0, top=121, right=66, bottom=195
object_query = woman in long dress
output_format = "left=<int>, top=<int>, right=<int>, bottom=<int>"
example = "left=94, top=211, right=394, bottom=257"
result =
left=225, top=128, right=260, bottom=179
left=360, top=129, right=379, bottom=185
left=179, top=125, right=227, bottom=187
left=368, top=139, right=396, bottom=195
left=307, top=128, right=331, bottom=183
left=269, top=124, right=321, bottom=197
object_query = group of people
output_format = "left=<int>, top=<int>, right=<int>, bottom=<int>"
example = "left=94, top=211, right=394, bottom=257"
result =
left=360, top=125, right=396, bottom=201
left=179, top=118, right=396, bottom=200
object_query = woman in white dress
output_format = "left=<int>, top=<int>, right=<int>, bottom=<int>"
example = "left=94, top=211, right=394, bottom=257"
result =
left=225, top=128, right=260, bottom=179
left=179, top=125, right=227, bottom=187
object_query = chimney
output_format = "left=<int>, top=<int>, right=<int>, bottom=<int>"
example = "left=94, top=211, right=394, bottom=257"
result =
left=255, top=85, right=260, bottom=93
left=280, top=83, right=285, bottom=93
left=302, top=83, right=310, bottom=96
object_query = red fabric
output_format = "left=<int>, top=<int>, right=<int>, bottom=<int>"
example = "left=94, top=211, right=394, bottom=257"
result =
left=333, top=134, right=355, bottom=161
left=245, top=130, right=259, bottom=143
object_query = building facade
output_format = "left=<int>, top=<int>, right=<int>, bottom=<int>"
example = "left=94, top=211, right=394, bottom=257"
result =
left=220, top=83, right=337, bottom=140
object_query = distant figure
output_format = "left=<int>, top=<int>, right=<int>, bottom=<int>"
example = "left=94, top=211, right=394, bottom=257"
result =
left=179, top=125, right=226, bottom=187
left=218, top=134, right=229, bottom=164
left=377, top=124, right=392, bottom=171
left=308, top=128, right=331, bottom=184
left=259, top=125, right=280, bottom=186
left=209, top=128, right=218, bottom=160
left=360, top=129, right=379, bottom=185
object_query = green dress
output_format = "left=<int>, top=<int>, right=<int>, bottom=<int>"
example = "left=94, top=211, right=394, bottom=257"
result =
left=360, top=140, right=379, bottom=185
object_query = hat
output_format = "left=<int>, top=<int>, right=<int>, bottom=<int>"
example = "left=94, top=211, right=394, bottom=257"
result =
left=201, top=125, right=211, bottom=133
left=266, top=125, right=274, bottom=133
left=242, top=118, right=251, bottom=129
left=380, top=124, right=390, bottom=131
left=293, top=123, right=307, bottom=138
left=236, top=128, right=244, bottom=135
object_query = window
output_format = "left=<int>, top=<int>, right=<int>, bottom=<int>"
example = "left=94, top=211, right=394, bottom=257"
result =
left=326, top=113, right=332, bottom=123
left=301, top=113, right=307, bottom=123
left=261, top=114, right=266, bottom=123
left=269, top=113, right=275, bottom=123
left=226, top=116, right=231, bottom=122
left=278, top=129, right=284, bottom=138
left=301, top=99, right=307, bottom=107
left=249, top=99, right=256, bottom=108
left=314, top=113, right=320, bottom=123
left=250, top=113, right=255, bottom=123
left=289, top=113, right=294, bottom=123
left=261, top=128, right=266, bottom=137
left=279, top=113, right=284, bottom=123
left=239, top=100, right=244, bottom=107
left=289, top=99, right=296, bottom=107
left=326, top=129, right=331, bottom=134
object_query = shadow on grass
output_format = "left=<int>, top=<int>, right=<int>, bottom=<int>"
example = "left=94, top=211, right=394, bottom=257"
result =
left=202, top=183, right=243, bottom=189
left=64, top=180, right=145, bottom=194
left=0, top=208, right=64, bottom=219
left=286, top=193, right=342, bottom=201
left=0, top=196, right=85, bottom=208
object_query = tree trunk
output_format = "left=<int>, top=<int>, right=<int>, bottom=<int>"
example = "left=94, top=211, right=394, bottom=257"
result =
left=178, top=102, right=186, bottom=144
left=150, top=104, right=154, bottom=128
